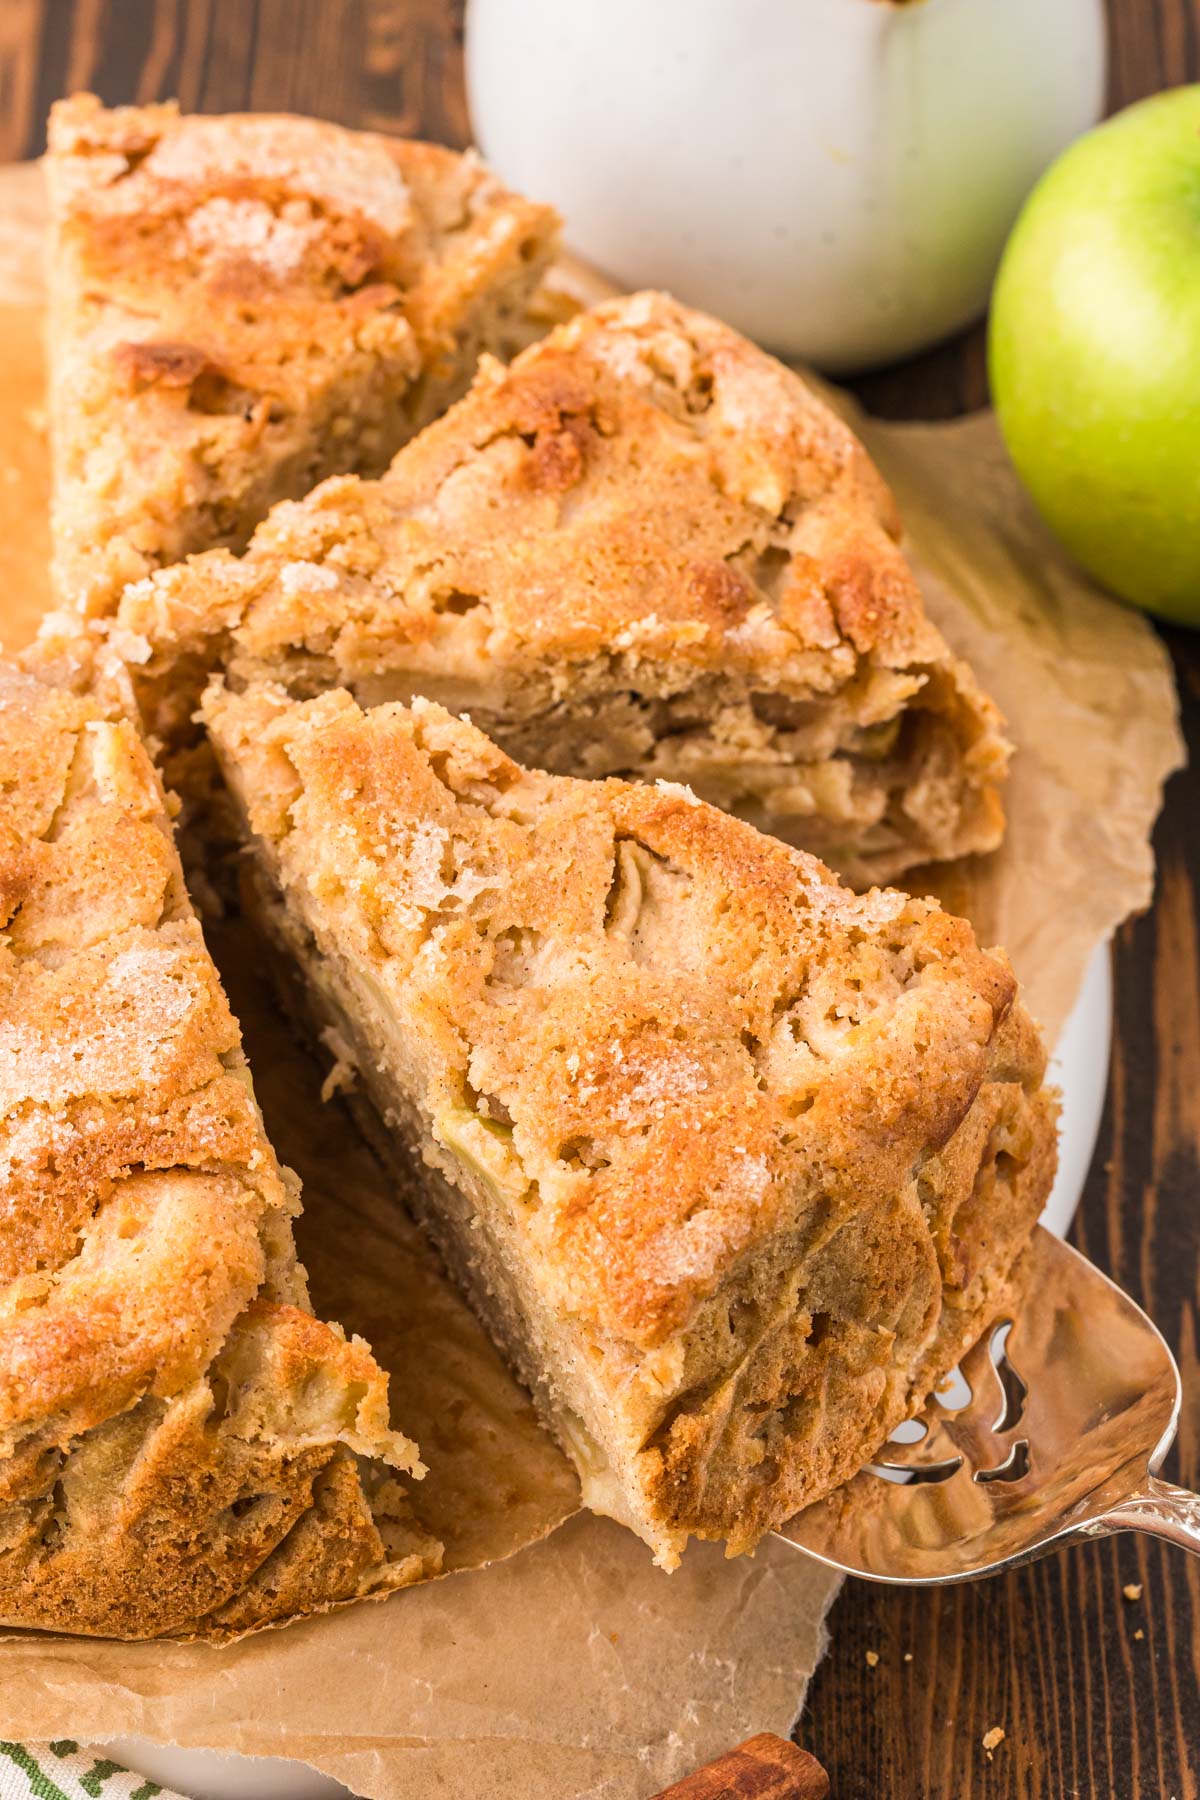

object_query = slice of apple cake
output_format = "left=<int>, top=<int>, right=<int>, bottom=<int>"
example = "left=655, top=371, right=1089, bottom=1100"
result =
left=204, top=680, right=1056, bottom=1566
left=0, top=645, right=439, bottom=1638
left=47, top=93, right=559, bottom=618
left=117, top=291, right=1007, bottom=889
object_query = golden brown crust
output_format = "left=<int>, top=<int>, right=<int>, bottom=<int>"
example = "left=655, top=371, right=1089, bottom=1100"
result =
left=47, top=93, right=559, bottom=617
left=0, top=651, right=439, bottom=1637
left=205, top=682, right=1054, bottom=1564
left=115, top=291, right=1007, bottom=886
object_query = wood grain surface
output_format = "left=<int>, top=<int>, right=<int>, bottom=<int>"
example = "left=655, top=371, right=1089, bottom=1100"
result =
left=3, top=2, right=1198, bottom=1794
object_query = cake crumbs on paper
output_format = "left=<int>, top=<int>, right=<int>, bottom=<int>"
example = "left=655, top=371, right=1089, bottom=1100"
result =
left=865, top=1650, right=879, bottom=1668
left=1123, top=1582, right=1143, bottom=1602
left=982, top=1727, right=1006, bottom=1761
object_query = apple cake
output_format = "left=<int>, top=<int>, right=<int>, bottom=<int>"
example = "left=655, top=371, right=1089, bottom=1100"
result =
left=0, top=644, right=440, bottom=1638
left=115, top=292, right=1008, bottom=889
left=47, top=93, right=559, bottom=618
left=203, top=679, right=1056, bottom=1565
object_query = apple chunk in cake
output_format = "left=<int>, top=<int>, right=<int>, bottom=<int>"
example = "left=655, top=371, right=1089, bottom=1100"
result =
left=0, top=652, right=439, bottom=1638
left=204, top=681, right=1056, bottom=1565
left=119, top=291, right=1007, bottom=888
left=47, top=93, right=559, bottom=617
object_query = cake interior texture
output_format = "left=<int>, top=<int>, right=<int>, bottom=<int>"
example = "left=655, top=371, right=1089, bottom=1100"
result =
left=47, top=93, right=560, bottom=618
left=205, top=680, right=1057, bottom=1567
left=113, top=291, right=1008, bottom=890
left=0, top=647, right=439, bottom=1639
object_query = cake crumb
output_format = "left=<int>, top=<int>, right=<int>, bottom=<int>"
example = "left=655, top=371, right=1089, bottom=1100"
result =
left=1123, top=1582, right=1143, bottom=1602
left=865, top=1650, right=879, bottom=1668
left=319, top=1025, right=359, bottom=1100
left=903, top=1652, right=913, bottom=1662
left=1134, top=1628, right=1145, bottom=1641
left=654, top=778, right=702, bottom=807
left=982, top=1727, right=1005, bottom=1761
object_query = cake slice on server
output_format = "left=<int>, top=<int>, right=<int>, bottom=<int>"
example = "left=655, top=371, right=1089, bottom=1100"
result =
left=117, top=292, right=1007, bottom=889
left=204, top=680, right=1056, bottom=1567
left=46, top=93, right=559, bottom=618
left=0, top=644, right=439, bottom=1639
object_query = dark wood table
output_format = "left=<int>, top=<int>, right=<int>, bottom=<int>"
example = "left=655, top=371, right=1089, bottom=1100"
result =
left=6, top=3, right=1198, bottom=1794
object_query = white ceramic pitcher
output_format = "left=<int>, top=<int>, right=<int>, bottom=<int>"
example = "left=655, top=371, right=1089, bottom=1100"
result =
left=466, top=0, right=1106, bottom=370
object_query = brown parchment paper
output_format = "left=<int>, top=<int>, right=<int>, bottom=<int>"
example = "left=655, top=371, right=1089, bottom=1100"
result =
left=0, top=166, right=1184, bottom=1798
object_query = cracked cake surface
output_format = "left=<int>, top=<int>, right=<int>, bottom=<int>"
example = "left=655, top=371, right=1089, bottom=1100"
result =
left=204, top=680, right=1056, bottom=1566
left=0, top=646, right=440, bottom=1638
left=117, top=291, right=1008, bottom=888
left=47, top=93, right=559, bottom=618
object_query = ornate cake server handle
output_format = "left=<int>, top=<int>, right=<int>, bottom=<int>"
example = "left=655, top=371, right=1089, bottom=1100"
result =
left=1084, top=1476, right=1200, bottom=1555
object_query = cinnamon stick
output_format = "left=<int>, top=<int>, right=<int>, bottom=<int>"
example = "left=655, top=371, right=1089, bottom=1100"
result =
left=649, top=1731, right=830, bottom=1798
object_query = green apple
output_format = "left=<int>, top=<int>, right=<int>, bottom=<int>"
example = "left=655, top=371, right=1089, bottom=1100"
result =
left=988, top=85, right=1200, bottom=627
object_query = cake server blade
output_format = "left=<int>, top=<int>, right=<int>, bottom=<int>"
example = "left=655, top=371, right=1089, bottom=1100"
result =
left=776, top=1226, right=1200, bottom=1582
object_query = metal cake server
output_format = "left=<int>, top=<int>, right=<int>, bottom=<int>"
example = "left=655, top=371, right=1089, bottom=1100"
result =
left=777, top=1225, right=1200, bottom=1582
